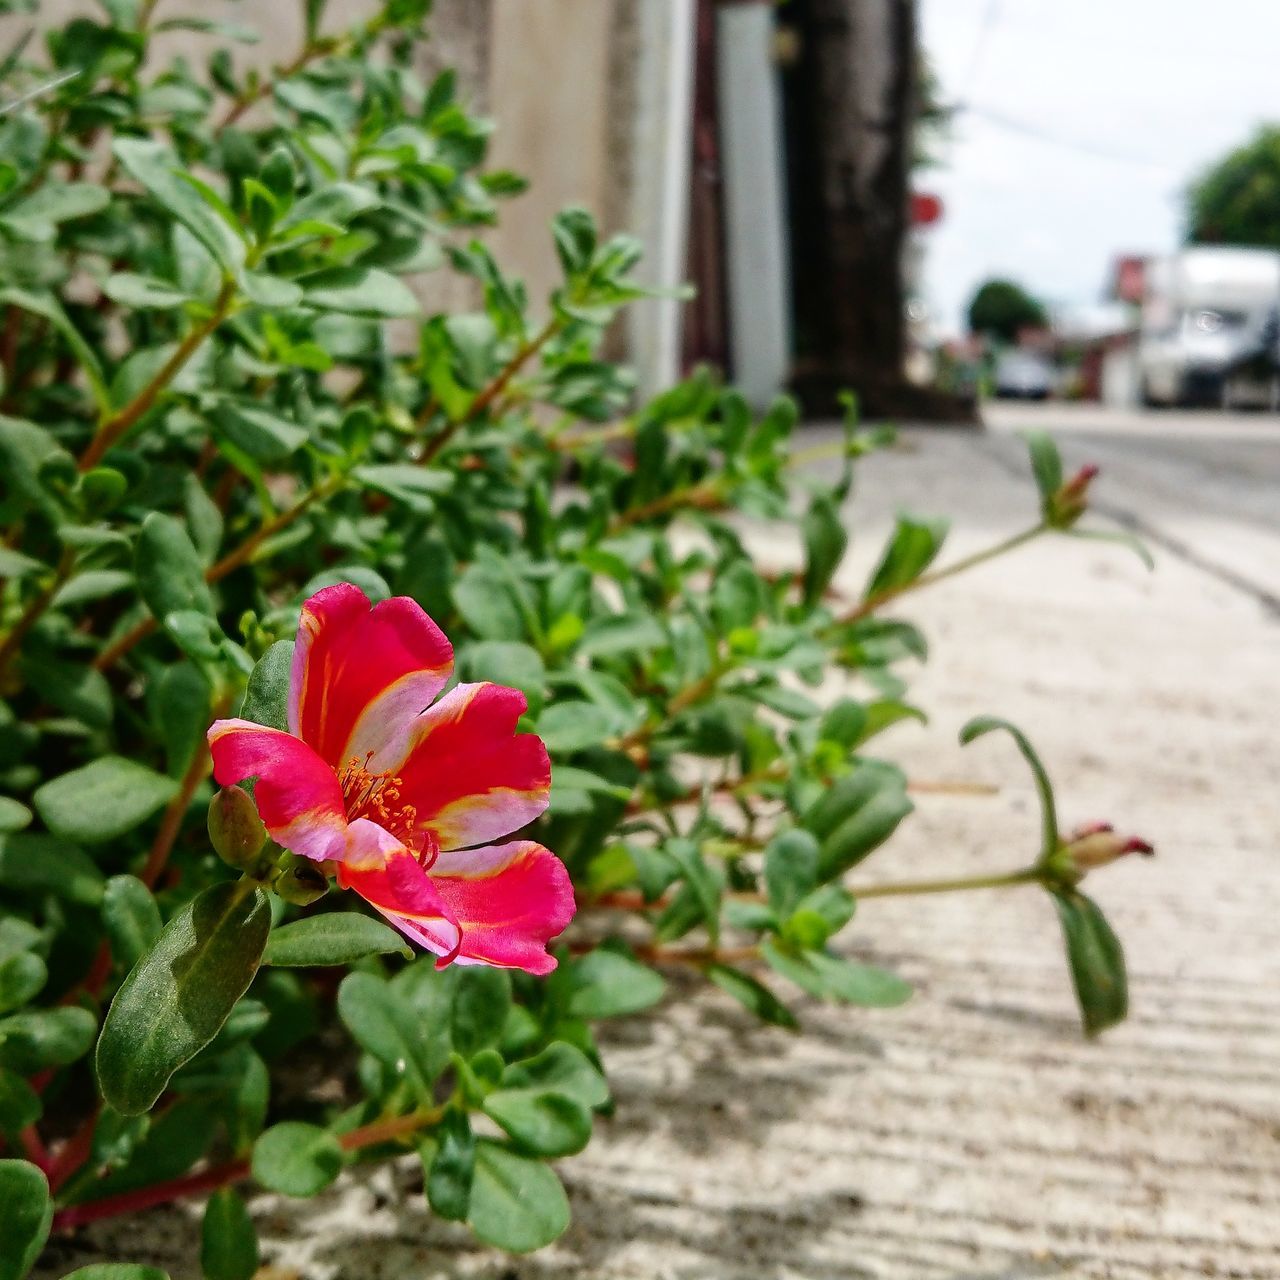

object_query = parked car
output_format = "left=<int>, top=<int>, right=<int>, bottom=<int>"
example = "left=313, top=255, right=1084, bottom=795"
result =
left=1137, top=247, right=1280, bottom=406
left=993, top=350, right=1054, bottom=400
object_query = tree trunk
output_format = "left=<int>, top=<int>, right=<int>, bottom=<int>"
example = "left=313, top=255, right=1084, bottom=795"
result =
left=787, top=0, right=974, bottom=421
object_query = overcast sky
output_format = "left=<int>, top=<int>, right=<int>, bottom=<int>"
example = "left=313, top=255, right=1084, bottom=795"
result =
left=918, top=0, right=1280, bottom=334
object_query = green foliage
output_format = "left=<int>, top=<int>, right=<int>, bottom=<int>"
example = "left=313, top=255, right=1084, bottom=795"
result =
left=1188, top=125, right=1280, bottom=248
left=967, top=278, right=1048, bottom=343
left=1052, top=891, right=1128, bottom=1036
left=0, top=1159, right=50, bottom=1280
left=0, top=1, right=1149, bottom=1269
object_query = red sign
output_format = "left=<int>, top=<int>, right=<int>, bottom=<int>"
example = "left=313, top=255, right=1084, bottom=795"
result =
left=1113, top=255, right=1146, bottom=304
left=911, top=192, right=944, bottom=227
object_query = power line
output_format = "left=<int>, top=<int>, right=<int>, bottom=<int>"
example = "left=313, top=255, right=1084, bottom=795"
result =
left=958, top=103, right=1180, bottom=174
left=961, top=0, right=1002, bottom=101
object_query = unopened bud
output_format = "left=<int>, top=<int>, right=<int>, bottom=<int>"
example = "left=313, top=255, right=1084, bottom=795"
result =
left=208, top=787, right=268, bottom=871
left=1063, top=821, right=1154, bottom=874
left=274, top=856, right=330, bottom=906
left=1048, top=463, right=1099, bottom=528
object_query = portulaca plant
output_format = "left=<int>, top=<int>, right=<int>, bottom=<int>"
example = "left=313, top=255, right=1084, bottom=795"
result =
left=0, top=2, right=1152, bottom=1275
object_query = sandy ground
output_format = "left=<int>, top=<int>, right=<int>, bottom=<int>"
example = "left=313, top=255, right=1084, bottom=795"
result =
left=38, top=405, right=1280, bottom=1279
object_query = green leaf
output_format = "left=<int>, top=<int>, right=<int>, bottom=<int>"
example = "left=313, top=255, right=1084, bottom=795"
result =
left=566, top=950, right=665, bottom=1019
left=201, top=1187, right=258, bottom=1280
left=0, top=833, right=106, bottom=906
left=467, top=1141, right=570, bottom=1253
left=804, top=765, right=913, bottom=880
left=483, top=1089, right=591, bottom=1158
left=451, top=562, right=526, bottom=641
left=214, top=402, right=309, bottom=462
left=101, top=875, right=162, bottom=971
left=707, top=964, right=798, bottom=1028
left=0, top=1007, right=96, bottom=1073
left=34, top=756, right=178, bottom=845
left=1024, top=429, right=1063, bottom=500
left=0, top=952, right=45, bottom=1015
left=96, top=882, right=272, bottom=1115
left=135, top=512, right=215, bottom=622
left=423, top=1106, right=474, bottom=1221
left=460, top=641, right=546, bottom=709
left=802, top=494, right=849, bottom=606
left=0, top=1070, right=40, bottom=1137
left=264, top=913, right=410, bottom=967
left=1052, top=890, right=1128, bottom=1036
left=303, top=266, right=418, bottom=317
left=865, top=513, right=949, bottom=599
left=337, top=972, right=448, bottom=1103
left=500, top=1042, right=609, bottom=1110
left=764, top=829, right=820, bottom=917
left=0, top=548, right=43, bottom=580
left=578, top=611, right=666, bottom=658
left=103, top=273, right=192, bottom=310
left=959, top=715, right=1058, bottom=857
left=537, top=701, right=614, bottom=754
left=21, top=652, right=113, bottom=728
left=0, top=290, right=110, bottom=413
left=762, top=942, right=912, bottom=1007
left=0, top=798, right=31, bottom=834
left=240, top=640, right=293, bottom=731
left=152, top=662, right=212, bottom=777
left=856, top=698, right=926, bottom=745
left=50, top=569, right=134, bottom=611
left=1, top=181, right=109, bottom=237
left=114, top=138, right=245, bottom=274
left=251, top=1122, right=343, bottom=1197
left=0, top=1160, right=50, bottom=1280
left=452, top=967, right=512, bottom=1060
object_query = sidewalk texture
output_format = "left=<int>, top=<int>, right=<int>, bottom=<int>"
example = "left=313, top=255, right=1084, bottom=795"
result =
left=42, top=411, right=1280, bottom=1279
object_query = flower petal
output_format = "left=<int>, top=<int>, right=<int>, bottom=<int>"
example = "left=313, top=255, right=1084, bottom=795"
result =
left=289, top=584, right=454, bottom=770
left=392, top=683, right=551, bottom=851
left=430, top=841, right=575, bottom=975
left=338, top=819, right=462, bottom=961
left=208, top=719, right=347, bottom=863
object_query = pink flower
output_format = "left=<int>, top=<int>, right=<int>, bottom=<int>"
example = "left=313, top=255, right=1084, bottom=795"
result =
left=208, top=584, right=574, bottom=974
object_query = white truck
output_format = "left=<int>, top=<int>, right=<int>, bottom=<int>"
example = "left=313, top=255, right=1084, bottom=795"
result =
left=1137, top=247, right=1280, bottom=407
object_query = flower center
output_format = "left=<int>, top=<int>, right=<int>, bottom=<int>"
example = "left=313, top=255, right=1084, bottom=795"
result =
left=339, top=753, right=437, bottom=866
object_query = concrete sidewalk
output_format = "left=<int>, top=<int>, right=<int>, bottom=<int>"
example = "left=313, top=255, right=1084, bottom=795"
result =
left=43, top=413, right=1280, bottom=1279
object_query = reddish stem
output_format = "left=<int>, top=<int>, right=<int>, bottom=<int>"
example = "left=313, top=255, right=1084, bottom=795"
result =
left=19, top=1125, right=51, bottom=1172
left=52, top=1109, right=438, bottom=1231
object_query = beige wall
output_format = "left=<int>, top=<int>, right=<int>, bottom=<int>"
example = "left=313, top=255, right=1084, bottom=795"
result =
left=485, top=0, right=618, bottom=316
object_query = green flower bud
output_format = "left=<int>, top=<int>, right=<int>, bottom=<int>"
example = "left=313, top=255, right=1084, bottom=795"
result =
left=274, top=856, right=330, bottom=906
left=208, top=786, right=268, bottom=871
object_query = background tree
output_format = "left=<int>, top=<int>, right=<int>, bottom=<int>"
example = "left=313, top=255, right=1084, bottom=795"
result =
left=967, top=278, right=1048, bottom=344
left=1188, top=125, right=1280, bottom=247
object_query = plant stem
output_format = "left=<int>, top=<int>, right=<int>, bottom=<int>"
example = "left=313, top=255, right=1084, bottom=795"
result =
left=217, top=42, right=337, bottom=133
left=614, top=661, right=728, bottom=754
left=91, top=475, right=344, bottom=672
left=590, top=866, right=1042, bottom=915
left=51, top=1107, right=443, bottom=1231
left=139, top=695, right=228, bottom=889
left=838, top=524, right=1047, bottom=625
left=607, top=479, right=722, bottom=534
left=79, top=281, right=236, bottom=472
left=851, top=866, right=1042, bottom=898
left=18, top=1125, right=50, bottom=1172
left=0, top=549, right=74, bottom=681
left=420, top=317, right=562, bottom=465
